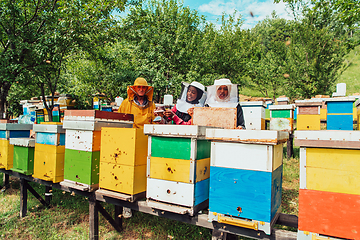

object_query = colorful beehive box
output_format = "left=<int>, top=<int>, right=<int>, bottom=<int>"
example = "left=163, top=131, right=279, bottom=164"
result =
left=295, top=130, right=360, bottom=240
left=10, top=138, right=35, bottom=175
left=33, top=123, right=65, bottom=182
left=62, top=110, right=133, bottom=191
left=356, top=99, right=360, bottom=130
left=276, top=97, right=289, bottom=105
left=99, top=127, right=147, bottom=198
left=325, top=97, right=355, bottom=130
left=206, top=129, right=288, bottom=235
left=0, top=123, right=33, bottom=170
left=265, top=100, right=273, bottom=119
left=295, top=100, right=322, bottom=130
left=240, top=101, right=266, bottom=130
left=144, top=125, right=211, bottom=216
left=269, top=104, right=295, bottom=131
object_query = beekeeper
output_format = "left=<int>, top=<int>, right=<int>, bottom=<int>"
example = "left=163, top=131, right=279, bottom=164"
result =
left=118, top=77, right=156, bottom=128
left=205, top=78, right=245, bottom=129
left=164, top=81, right=206, bottom=125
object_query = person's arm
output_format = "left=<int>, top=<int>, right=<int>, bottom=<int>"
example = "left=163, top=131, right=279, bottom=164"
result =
left=236, top=104, right=246, bottom=129
left=169, top=106, right=192, bottom=125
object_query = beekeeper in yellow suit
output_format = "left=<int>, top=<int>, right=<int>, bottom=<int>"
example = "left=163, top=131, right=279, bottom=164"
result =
left=118, top=77, right=155, bottom=128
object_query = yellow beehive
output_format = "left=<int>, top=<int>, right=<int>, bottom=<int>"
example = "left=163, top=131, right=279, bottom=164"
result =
left=99, top=127, right=148, bottom=195
left=33, top=143, right=65, bottom=182
left=0, top=139, right=14, bottom=170
left=305, top=147, right=360, bottom=195
left=297, top=115, right=321, bottom=130
left=149, top=157, right=210, bottom=183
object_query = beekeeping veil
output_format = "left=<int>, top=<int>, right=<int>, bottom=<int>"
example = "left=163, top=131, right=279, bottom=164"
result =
left=176, top=81, right=207, bottom=113
left=205, top=79, right=239, bottom=108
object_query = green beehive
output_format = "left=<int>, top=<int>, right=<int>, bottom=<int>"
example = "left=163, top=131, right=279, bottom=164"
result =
left=10, top=138, right=35, bottom=175
left=64, top=149, right=100, bottom=186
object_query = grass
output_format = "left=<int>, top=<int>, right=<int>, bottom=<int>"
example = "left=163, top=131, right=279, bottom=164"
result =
left=338, top=45, right=360, bottom=95
left=0, top=150, right=300, bottom=240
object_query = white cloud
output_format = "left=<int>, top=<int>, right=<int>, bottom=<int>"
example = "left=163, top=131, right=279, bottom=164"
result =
left=198, top=0, right=293, bottom=29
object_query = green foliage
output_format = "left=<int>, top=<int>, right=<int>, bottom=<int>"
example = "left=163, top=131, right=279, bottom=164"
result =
left=247, top=13, right=291, bottom=98
left=0, top=0, right=128, bottom=118
left=120, top=0, right=206, bottom=102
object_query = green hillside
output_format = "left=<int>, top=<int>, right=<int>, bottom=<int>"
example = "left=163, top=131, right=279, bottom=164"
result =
left=241, top=45, right=360, bottom=98
left=337, top=45, right=360, bottom=95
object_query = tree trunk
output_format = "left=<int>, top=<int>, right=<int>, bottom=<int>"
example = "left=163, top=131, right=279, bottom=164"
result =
left=0, top=82, right=12, bottom=119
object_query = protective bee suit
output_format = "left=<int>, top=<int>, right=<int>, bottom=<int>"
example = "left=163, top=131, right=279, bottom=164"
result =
left=118, top=78, right=155, bottom=128
left=171, top=81, right=206, bottom=125
left=205, top=78, right=245, bottom=128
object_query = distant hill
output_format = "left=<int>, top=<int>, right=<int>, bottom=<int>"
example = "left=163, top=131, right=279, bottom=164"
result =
left=242, top=45, right=360, bottom=98
left=337, top=45, right=360, bottom=95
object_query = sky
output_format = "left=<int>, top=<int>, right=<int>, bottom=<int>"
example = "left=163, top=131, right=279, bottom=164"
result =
left=182, top=0, right=294, bottom=29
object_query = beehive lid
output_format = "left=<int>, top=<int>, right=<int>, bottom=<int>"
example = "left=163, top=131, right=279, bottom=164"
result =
left=295, top=130, right=360, bottom=149
left=9, top=138, right=35, bottom=147
left=276, top=97, right=289, bottom=102
left=206, top=129, right=289, bottom=145
left=355, top=99, right=360, bottom=107
left=295, top=99, right=323, bottom=107
left=269, top=104, right=295, bottom=110
left=325, top=97, right=356, bottom=103
left=0, top=123, right=33, bottom=131
left=144, top=124, right=210, bottom=138
left=62, top=120, right=133, bottom=131
left=33, top=123, right=65, bottom=133
left=240, top=101, right=267, bottom=108
left=64, top=110, right=134, bottom=122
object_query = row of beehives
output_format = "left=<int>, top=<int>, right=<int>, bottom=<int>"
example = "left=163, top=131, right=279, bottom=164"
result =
left=1, top=109, right=360, bottom=238
left=241, top=97, right=360, bottom=131
left=0, top=111, right=288, bottom=236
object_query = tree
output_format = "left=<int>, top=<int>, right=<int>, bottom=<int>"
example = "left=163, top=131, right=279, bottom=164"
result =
left=0, top=0, right=127, bottom=119
left=284, top=13, right=349, bottom=99
left=62, top=41, right=138, bottom=106
left=246, top=13, right=291, bottom=99
left=120, top=0, right=205, bottom=102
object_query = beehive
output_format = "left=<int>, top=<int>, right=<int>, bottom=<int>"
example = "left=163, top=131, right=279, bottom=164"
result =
left=33, top=123, right=65, bottom=182
left=276, top=97, right=289, bottom=105
left=269, top=105, right=295, bottom=131
left=206, top=129, right=288, bottom=235
left=295, top=130, right=360, bottom=239
left=240, top=101, right=266, bottom=130
left=0, top=124, right=32, bottom=170
left=144, top=125, right=211, bottom=216
left=99, top=127, right=147, bottom=197
left=10, top=138, right=35, bottom=175
left=295, top=100, right=322, bottom=130
left=325, top=97, right=355, bottom=130
left=62, top=110, right=133, bottom=191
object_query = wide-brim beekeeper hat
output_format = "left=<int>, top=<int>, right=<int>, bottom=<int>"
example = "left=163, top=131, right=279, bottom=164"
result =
left=128, top=77, right=154, bottom=101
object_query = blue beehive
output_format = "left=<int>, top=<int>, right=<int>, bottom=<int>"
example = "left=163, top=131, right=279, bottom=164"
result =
left=326, top=97, right=355, bottom=130
left=206, top=129, right=288, bottom=235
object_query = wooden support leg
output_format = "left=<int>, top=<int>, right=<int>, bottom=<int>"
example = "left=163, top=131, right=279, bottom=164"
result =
left=212, top=229, right=237, bottom=240
left=96, top=202, right=122, bottom=232
left=212, top=229, right=227, bottom=240
left=114, top=205, right=123, bottom=231
left=287, top=133, right=294, bottom=159
left=20, top=178, right=27, bottom=218
left=25, top=181, right=49, bottom=207
left=45, top=186, right=52, bottom=204
left=89, top=196, right=99, bottom=240
left=1, top=173, right=9, bottom=191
